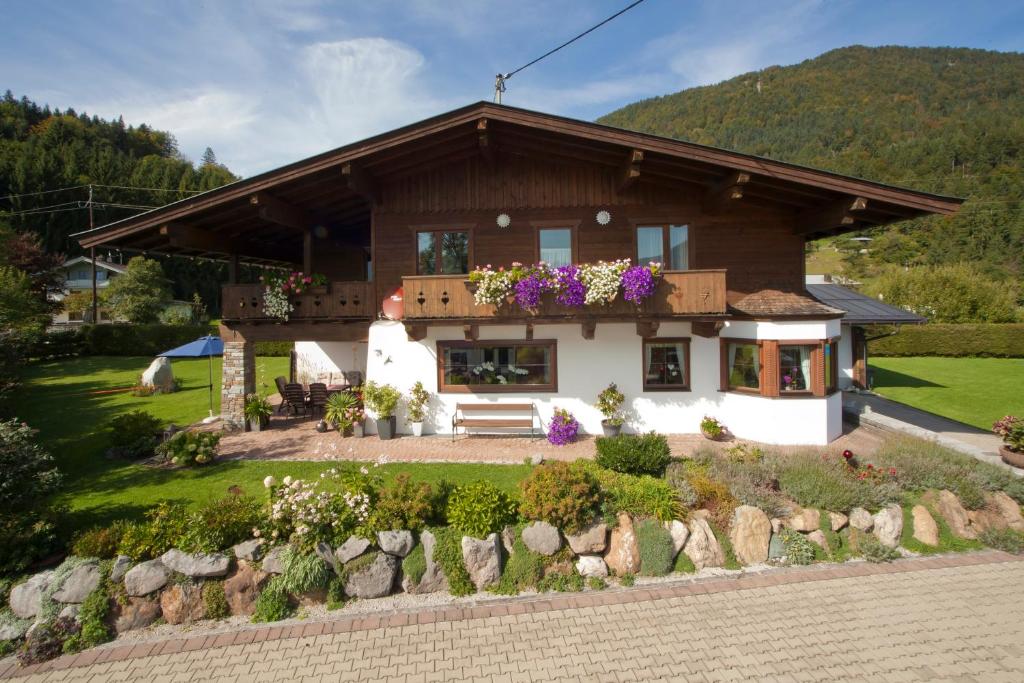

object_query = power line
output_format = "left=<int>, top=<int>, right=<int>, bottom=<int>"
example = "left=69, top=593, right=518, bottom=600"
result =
left=0, top=185, right=87, bottom=202
left=90, top=183, right=206, bottom=195
left=494, top=0, right=649, bottom=102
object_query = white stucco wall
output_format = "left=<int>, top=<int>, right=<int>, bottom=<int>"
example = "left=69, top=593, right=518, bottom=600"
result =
left=294, top=341, right=368, bottom=385
left=837, top=323, right=855, bottom=389
left=298, top=319, right=845, bottom=445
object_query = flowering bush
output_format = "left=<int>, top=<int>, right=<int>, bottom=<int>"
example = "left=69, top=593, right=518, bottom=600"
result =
left=547, top=408, right=580, bottom=446
left=155, top=430, right=220, bottom=466
left=993, top=415, right=1024, bottom=452
left=621, top=264, right=661, bottom=304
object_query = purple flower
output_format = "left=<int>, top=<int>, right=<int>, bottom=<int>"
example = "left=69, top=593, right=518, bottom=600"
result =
left=514, top=273, right=547, bottom=309
left=621, top=266, right=658, bottom=304
left=553, top=266, right=585, bottom=308
left=547, top=408, right=579, bottom=446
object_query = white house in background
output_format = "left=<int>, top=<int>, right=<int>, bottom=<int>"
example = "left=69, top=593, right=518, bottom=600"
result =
left=74, top=102, right=961, bottom=445
left=805, top=275, right=926, bottom=390
left=50, top=256, right=126, bottom=325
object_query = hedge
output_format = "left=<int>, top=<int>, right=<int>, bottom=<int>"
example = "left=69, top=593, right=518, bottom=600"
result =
left=29, top=326, right=293, bottom=359
left=869, top=324, right=1024, bottom=358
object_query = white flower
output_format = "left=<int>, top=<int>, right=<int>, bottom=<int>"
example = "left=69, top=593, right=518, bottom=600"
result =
left=252, top=529, right=261, bottom=538
left=283, top=476, right=293, bottom=486
left=359, top=466, right=369, bottom=475
left=263, top=476, right=276, bottom=488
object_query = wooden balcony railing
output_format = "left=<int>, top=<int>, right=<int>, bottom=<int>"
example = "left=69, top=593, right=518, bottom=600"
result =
left=222, top=281, right=374, bottom=321
left=401, top=270, right=727, bottom=320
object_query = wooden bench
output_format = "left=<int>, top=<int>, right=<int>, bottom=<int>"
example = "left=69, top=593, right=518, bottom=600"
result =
left=452, top=403, right=537, bottom=441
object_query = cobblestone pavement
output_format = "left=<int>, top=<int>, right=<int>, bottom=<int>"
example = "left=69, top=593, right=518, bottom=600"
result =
left=5, top=552, right=1024, bottom=682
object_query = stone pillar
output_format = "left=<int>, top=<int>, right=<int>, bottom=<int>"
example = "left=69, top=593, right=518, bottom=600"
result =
left=222, top=341, right=255, bottom=427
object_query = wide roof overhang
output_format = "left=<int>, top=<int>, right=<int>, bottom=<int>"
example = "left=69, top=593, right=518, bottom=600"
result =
left=74, top=101, right=963, bottom=266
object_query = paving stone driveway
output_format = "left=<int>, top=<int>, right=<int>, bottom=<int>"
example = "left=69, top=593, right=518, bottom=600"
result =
left=6, top=552, right=1024, bottom=682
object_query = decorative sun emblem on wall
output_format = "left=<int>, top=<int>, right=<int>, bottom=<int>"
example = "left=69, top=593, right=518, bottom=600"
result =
left=496, top=213, right=511, bottom=228
left=596, top=210, right=611, bottom=225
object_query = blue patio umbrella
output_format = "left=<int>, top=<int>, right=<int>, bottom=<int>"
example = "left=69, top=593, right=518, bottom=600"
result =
left=159, top=335, right=224, bottom=418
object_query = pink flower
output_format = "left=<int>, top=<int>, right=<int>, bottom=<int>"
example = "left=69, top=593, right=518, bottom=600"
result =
left=304, top=276, right=312, bottom=284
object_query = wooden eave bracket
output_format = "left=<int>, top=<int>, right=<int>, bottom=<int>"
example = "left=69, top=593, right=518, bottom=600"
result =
left=404, top=322, right=427, bottom=342
left=692, top=321, right=725, bottom=338
left=795, top=196, right=869, bottom=235
left=249, top=192, right=312, bottom=231
left=703, top=172, right=751, bottom=214
left=524, top=322, right=534, bottom=340
left=341, top=162, right=380, bottom=205
left=617, top=149, right=644, bottom=193
left=463, top=324, right=479, bottom=341
left=581, top=319, right=597, bottom=340
left=636, top=320, right=659, bottom=337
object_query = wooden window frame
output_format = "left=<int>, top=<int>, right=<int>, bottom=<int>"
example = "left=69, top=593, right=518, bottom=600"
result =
left=436, top=339, right=558, bottom=394
left=630, top=220, right=694, bottom=271
left=412, top=225, right=475, bottom=276
left=642, top=337, right=691, bottom=392
left=823, top=338, right=839, bottom=395
left=531, top=220, right=580, bottom=265
left=777, top=341, right=819, bottom=397
left=719, top=338, right=763, bottom=395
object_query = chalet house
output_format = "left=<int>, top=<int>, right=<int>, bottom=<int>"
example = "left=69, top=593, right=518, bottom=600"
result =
left=74, top=103, right=960, bottom=445
left=50, top=256, right=125, bottom=326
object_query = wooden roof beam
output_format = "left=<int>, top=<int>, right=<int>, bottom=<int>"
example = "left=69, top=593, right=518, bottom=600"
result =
left=249, top=192, right=312, bottom=230
left=341, top=162, right=380, bottom=205
left=159, top=223, right=301, bottom=265
left=617, top=149, right=644, bottom=193
left=703, top=171, right=751, bottom=214
left=795, top=196, right=868, bottom=235
left=477, top=118, right=494, bottom=168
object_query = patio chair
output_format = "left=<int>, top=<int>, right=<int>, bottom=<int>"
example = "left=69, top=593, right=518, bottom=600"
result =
left=342, top=370, right=363, bottom=387
left=282, top=383, right=309, bottom=417
left=274, top=376, right=289, bottom=414
left=308, top=382, right=328, bottom=418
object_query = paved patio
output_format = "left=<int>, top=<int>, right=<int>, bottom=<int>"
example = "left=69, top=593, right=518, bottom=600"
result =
left=5, top=551, right=1023, bottom=682
left=218, top=398, right=886, bottom=464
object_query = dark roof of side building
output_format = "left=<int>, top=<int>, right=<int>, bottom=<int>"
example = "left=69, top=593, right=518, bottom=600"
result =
left=806, top=282, right=926, bottom=324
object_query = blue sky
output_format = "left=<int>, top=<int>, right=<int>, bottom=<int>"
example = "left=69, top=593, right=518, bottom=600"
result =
left=3, top=0, right=1021, bottom=177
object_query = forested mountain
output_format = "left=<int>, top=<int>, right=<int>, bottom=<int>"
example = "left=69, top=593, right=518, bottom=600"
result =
left=599, top=46, right=1024, bottom=280
left=0, top=91, right=238, bottom=312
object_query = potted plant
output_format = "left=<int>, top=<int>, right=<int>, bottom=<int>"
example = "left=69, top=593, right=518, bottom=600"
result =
left=406, top=381, right=430, bottom=437
left=595, top=382, right=625, bottom=437
left=700, top=415, right=726, bottom=441
left=993, top=415, right=1024, bottom=468
left=547, top=408, right=580, bottom=446
left=308, top=273, right=329, bottom=295
left=363, top=381, right=402, bottom=440
left=244, top=394, right=273, bottom=432
left=325, top=391, right=358, bottom=436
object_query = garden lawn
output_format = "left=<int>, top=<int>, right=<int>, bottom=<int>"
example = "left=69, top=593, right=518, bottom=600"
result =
left=870, top=357, right=1024, bottom=430
left=17, top=356, right=531, bottom=532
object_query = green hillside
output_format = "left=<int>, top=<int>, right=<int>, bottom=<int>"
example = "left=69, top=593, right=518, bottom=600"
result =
left=599, top=46, right=1024, bottom=280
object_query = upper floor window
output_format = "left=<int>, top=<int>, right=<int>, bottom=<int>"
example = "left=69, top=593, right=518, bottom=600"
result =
left=538, top=228, right=573, bottom=267
left=636, top=224, right=689, bottom=270
left=417, top=230, right=469, bottom=275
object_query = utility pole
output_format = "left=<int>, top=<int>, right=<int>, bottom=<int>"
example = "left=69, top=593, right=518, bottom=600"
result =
left=88, top=184, right=98, bottom=325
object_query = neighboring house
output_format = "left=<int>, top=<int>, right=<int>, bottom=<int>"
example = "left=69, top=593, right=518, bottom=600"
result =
left=805, top=275, right=926, bottom=390
left=50, top=256, right=126, bottom=325
left=73, top=103, right=961, bottom=444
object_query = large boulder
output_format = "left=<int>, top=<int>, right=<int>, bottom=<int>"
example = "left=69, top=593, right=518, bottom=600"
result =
left=828, top=512, right=849, bottom=532
left=729, top=506, right=772, bottom=566
left=110, top=555, right=133, bottom=583
left=140, top=356, right=175, bottom=393
left=461, top=534, right=502, bottom=591
left=927, top=490, right=977, bottom=539
left=785, top=507, right=820, bottom=532
left=109, top=596, right=161, bottom=634
left=522, top=521, right=562, bottom=556
left=377, top=530, right=415, bottom=558
left=565, top=521, right=608, bottom=555
left=336, top=536, right=372, bottom=564
left=683, top=517, right=725, bottom=570
left=911, top=505, right=939, bottom=546
left=9, top=571, right=55, bottom=619
left=262, top=546, right=287, bottom=574
left=575, top=555, right=608, bottom=578
left=968, top=507, right=1007, bottom=533
left=989, top=492, right=1024, bottom=532
left=0, top=617, right=30, bottom=641
left=873, top=505, right=904, bottom=548
left=849, top=507, right=874, bottom=532
left=224, top=561, right=269, bottom=616
left=159, top=583, right=206, bottom=625
left=53, top=562, right=101, bottom=604
left=124, top=560, right=170, bottom=596
left=233, top=539, right=265, bottom=562
left=403, top=530, right=448, bottom=594
left=160, top=549, right=230, bottom=578
left=343, top=552, right=399, bottom=599
left=664, top=520, right=690, bottom=559
left=604, top=513, right=640, bottom=576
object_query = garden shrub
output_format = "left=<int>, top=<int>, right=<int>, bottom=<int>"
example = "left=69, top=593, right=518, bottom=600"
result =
left=779, top=529, right=815, bottom=566
left=155, top=430, right=221, bottom=467
left=0, top=419, right=63, bottom=575
left=671, top=461, right=737, bottom=530
left=519, top=461, right=602, bottom=534
left=537, top=571, right=584, bottom=593
left=368, top=473, right=433, bottom=533
left=401, top=543, right=427, bottom=586
left=202, top=581, right=230, bottom=620
left=673, top=551, right=696, bottom=573
left=106, top=410, right=162, bottom=460
left=619, top=573, right=635, bottom=587
left=71, top=522, right=128, bottom=559
left=326, top=576, right=346, bottom=610
left=868, top=323, right=1024, bottom=358
left=430, top=527, right=475, bottom=597
left=178, top=494, right=262, bottom=554
left=78, top=323, right=215, bottom=356
left=116, top=502, right=190, bottom=560
left=635, top=519, right=674, bottom=576
left=664, top=462, right=698, bottom=509
left=18, top=617, right=79, bottom=665
left=279, top=548, right=330, bottom=595
left=594, top=433, right=671, bottom=476
left=427, top=478, right=456, bottom=526
left=773, top=451, right=898, bottom=512
left=586, top=576, right=606, bottom=590
left=690, top=449, right=790, bottom=519
left=492, top=529, right=545, bottom=596
left=578, top=461, right=683, bottom=522
left=62, top=578, right=112, bottom=654
left=253, top=341, right=293, bottom=357
left=446, top=481, right=518, bottom=538
left=251, top=577, right=292, bottom=623
left=979, top=528, right=1024, bottom=554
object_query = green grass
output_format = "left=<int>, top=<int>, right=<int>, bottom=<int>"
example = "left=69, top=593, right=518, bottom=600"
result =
left=898, top=492, right=984, bottom=555
left=16, top=356, right=531, bottom=532
left=870, top=357, right=1024, bottom=430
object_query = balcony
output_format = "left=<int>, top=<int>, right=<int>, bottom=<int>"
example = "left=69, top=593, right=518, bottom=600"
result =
left=401, top=270, right=727, bottom=321
left=222, top=281, right=375, bottom=322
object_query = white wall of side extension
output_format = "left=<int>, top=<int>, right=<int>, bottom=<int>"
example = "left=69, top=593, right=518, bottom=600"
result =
left=298, top=318, right=844, bottom=445
left=837, top=323, right=855, bottom=390
left=294, top=341, right=368, bottom=384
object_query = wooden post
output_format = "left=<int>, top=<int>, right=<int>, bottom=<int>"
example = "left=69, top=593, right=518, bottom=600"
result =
left=228, top=253, right=239, bottom=284
left=90, top=246, right=98, bottom=324
left=303, top=229, right=313, bottom=274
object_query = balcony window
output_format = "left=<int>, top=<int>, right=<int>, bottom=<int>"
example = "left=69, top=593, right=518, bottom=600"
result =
left=643, top=338, right=690, bottom=391
left=636, top=224, right=689, bottom=270
left=438, top=340, right=556, bottom=393
left=538, top=228, right=572, bottom=267
left=724, top=341, right=761, bottom=392
left=417, top=230, right=469, bottom=275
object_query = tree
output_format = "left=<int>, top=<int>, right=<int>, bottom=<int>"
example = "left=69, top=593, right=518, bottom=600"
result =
left=0, top=227, right=64, bottom=315
left=863, top=263, right=1022, bottom=323
left=0, top=264, right=49, bottom=408
left=101, top=256, right=172, bottom=323
left=201, top=146, right=217, bottom=166
left=62, top=290, right=97, bottom=321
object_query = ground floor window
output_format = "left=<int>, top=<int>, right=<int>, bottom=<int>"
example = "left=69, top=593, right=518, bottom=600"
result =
left=723, top=340, right=761, bottom=392
left=437, top=340, right=556, bottom=393
left=824, top=340, right=838, bottom=394
left=642, top=338, right=690, bottom=390
left=779, top=344, right=813, bottom=393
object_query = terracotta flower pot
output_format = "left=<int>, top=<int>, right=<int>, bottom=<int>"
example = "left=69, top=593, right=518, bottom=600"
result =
left=1000, top=446, right=1024, bottom=469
